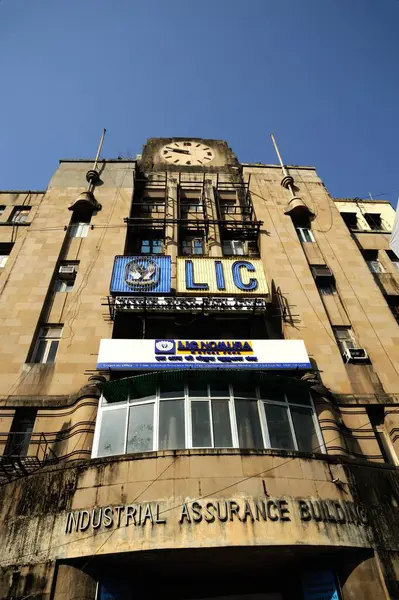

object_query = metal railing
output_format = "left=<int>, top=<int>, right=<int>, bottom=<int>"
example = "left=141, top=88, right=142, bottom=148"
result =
left=0, top=432, right=59, bottom=484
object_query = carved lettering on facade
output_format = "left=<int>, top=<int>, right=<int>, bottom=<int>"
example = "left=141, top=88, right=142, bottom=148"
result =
left=65, top=498, right=368, bottom=535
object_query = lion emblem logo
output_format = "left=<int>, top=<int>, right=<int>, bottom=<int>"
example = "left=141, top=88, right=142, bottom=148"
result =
left=124, top=258, right=159, bottom=289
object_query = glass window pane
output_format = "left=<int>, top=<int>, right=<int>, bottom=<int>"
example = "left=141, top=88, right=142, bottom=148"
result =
left=141, top=240, right=150, bottom=253
left=222, top=241, right=233, bottom=256
left=290, top=406, right=319, bottom=453
left=285, top=388, right=311, bottom=406
left=235, top=400, right=263, bottom=449
left=46, top=340, right=59, bottom=364
left=159, top=399, right=185, bottom=450
left=159, top=386, right=184, bottom=400
left=97, top=408, right=127, bottom=457
left=233, top=384, right=257, bottom=399
left=34, top=340, right=47, bottom=363
left=303, top=229, right=312, bottom=242
left=235, top=241, right=245, bottom=255
left=263, top=403, right=294, bottom=450
left=54, top=279, right=65, bottom=292
left=189, top=387, right=208, bottom=399
left=153, top=240, right=162, bottom=254
left=259, top=386, right=285, bottom=403
left=192, top=401, right=212, bottom=447
left=210, top=385, right=230, bottom=398
left=212, top=400, right=233, bottom=447
left=47, top=326, right=62, bottom=337
left=127, top=404, right=154, bottom=453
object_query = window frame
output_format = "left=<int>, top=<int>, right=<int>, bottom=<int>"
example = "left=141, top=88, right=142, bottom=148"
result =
left=92, top=384, right=325, bottom=458
left=296, top=227, right=316, bottom=243
left=222, top=240, right=246, bottom=256
left=386, top=250, right=399, bottom=273
left=180, top=236, right=205, bottom=256
left=69, top=222, right=89, bottom=238
left=367, top=259, right=384, bottom=274
left=9, top=207, right=31, bottom=224
left=53, top=278, right=74, bottom=293
left=364, top=213, right=384, bottom=231
left=0, top=255, right=8, bottom=268
left=140, top=238, right=163, bottom=254
left=31, top=326, right=63, bottom=364
left=333, top=326, right=357, bottom=354
left=340, top=212, right=358, bottom=231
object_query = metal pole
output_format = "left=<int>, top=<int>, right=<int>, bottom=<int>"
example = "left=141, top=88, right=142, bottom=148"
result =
left=270, top=133, right=290, bottom=179
left=92, top=128, right=107, bottom=172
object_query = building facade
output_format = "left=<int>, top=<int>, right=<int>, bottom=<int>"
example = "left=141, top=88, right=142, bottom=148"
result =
left=0, top=138, right=399, bottom=600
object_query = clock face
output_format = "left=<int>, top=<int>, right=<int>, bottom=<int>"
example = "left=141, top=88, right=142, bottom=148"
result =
left=161, top=141, right=215, bottom=166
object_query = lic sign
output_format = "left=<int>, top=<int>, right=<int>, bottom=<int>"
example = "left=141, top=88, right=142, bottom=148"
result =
left=110, top=256, right=268, bottom=296
left=176, top=257, right=268, bottom=295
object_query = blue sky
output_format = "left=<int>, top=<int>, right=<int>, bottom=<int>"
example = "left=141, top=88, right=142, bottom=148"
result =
left=0, top=0, right=398, bottom=204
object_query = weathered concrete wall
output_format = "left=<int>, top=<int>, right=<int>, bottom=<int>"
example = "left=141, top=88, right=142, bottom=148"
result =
left=0, top=451, right=394, bottom=569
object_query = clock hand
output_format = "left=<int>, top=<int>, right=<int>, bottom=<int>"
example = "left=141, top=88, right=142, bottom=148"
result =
left=171, top=149, right=190, bottom=155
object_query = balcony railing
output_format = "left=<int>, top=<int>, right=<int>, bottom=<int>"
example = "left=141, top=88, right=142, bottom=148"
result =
left=0, top=432, right=59, bottom=485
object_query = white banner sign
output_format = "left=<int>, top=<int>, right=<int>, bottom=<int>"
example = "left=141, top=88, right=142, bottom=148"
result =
left=97, top=339, right=312, bottom=370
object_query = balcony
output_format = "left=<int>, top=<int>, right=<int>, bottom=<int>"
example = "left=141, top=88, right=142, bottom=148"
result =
left=0, top=432, right=59, bottom=484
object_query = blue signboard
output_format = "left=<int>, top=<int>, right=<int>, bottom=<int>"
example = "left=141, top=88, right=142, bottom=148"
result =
left=110, top=256, right=171, bottom=295
left=302, top=570, right=339, bottom=600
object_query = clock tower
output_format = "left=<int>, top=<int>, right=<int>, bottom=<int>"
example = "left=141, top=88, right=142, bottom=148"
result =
left=139, top=137, right=240, bottom=172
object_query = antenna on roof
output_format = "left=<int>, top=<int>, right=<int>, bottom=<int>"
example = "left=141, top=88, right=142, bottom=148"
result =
left=86, top=128, right=107, bottom=190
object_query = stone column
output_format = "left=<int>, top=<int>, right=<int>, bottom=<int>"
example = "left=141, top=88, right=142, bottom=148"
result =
left=315, top=399, right=346, bottom=456
left=53, top=564, right=97, bottom=600
left=166, top=178, right=178, bottom=289
left=205, top=179, right=222, bottom=257
left=339, top=553, right=390, bottom=600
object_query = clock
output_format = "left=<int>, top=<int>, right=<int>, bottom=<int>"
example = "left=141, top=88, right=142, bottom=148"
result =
left=161, top=141, right=215, bottom=166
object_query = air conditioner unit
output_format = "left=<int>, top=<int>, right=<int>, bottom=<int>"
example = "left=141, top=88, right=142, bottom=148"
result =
left=311, top=266, right=334, bottom=280
left=343, top=347, right=369, bottom=363
left=58, top=265, right=76, bottom=279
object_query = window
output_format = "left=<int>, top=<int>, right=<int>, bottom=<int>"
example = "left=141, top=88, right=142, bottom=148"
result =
left=296, top=227, right=316, bottom=243
left=362, top=250, right=384, bottom=274
left=0, top=206, right=5, bottom=218
left=69, top=223, right=89, bottom=238
left=4, top=408, right=37, bottom=457
left=140, top=239, right=163, bottom=254
left=387, top=297, right=399, bottom=324
left=31, top=326, right=63, bottom=364
left=0, top=243, right=13, bottom=268
left=179, top=189, right=203, bottom=216
left=333, top=327, right=356, bottom=354
left=9, top=207, right=31, bottom=224
left=387, top=250, right=399, bottom=273
left=319, top=284, right=336, bottom=296
left=181, top=236, right=205, bottom=256
left=364, top=213, right=384, bottom=231
left=341, top=212, right=358, bottom=231
left=92, top=383, right=324, bottom=458
left=223, top=240, right=246, bottom=256
left=180, top=199, right=203, bottom=215
left=54, top=279, right=74, bottom=292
